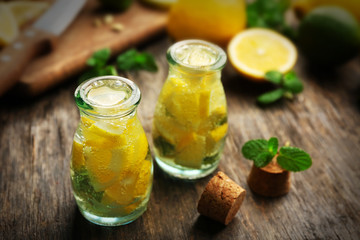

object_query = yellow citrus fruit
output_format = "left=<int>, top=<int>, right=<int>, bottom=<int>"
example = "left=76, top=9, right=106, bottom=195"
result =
left=228, top=28, right=298, bottom=80
left=293, top=0, right=360, bottom=21
left=167, top=0, right=247, bottom=46
left=175, top=133, right=206, bottom=169
left=7, top=1, right=49, bottom=27
left=0, top=3, right=18, bottom=46
left=71, top=138, right=85, bottom=171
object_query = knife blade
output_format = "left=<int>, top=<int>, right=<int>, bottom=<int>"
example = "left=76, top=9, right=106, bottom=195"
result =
left=0, top=0, right=86, bottom=97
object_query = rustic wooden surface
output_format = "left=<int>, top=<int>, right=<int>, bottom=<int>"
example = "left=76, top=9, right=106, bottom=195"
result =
left=1, top=35, right=360, bottom=240
left=15, top=0, right=167, bottom=96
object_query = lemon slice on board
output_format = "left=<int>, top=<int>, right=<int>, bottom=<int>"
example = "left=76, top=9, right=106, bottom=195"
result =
left=228, top=28, right=298, bottom=80
left=0, top=3, right=18, bottom=46
left=7, top=1, right=49, bottom=27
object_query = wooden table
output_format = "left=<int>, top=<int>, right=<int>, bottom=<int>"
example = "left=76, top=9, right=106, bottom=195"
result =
left=1, top=35, right=360, bottom=239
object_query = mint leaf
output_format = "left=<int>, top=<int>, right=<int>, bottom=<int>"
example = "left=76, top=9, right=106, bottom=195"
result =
left=75, top=91, right=93, bottom=110
left=78, top=66, right=118, bottom=84
left=267, top=137, right=278, bottom=155
left=277, top=146, right=312, bottom=171
left=72, top=167, right=103, bottom=202
left=154, top=136, right=175, bottom=157
left=254, top=151, right=274, bottom=168
left=283, top=71, right=303, bottom=94
left=265, top=71, right=283, bottom=84
left=242, top=137, right=312, bottom=172
left=100, top=65, right=118, bottom=76
left=241, top=139, right=268, bottom=160
left=117, top=49, right=158, bottom=72
left=246, top=0, right=294, bottom=38
left=78, top=68, right=101, bottom=84
left=86, top=48, right=111, bottom=68
left=257, top=88, right=285, bottom=105
left=242, top=138, right=277, bottom=167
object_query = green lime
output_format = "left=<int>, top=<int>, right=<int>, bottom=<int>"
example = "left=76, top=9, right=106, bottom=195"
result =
left=98, top=0, right=132, bottom=12
left=297, top=6, right=360, bottom=66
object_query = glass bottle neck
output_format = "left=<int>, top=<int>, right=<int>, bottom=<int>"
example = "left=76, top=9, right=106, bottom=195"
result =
left=168, top=63, right=221, bottom=82
left=75, top=76, right=141, bottom=120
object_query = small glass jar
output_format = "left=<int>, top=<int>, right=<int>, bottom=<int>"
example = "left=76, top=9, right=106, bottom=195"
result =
left=152, top=40, right=228, bottom=179
left=70, top=76, right=153, bottom=226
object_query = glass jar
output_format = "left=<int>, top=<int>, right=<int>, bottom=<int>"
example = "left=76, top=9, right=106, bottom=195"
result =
left=70, top=76, right=153, bottom=226
left=152, top=39, right=228, bottom=179
left=167, top=0, right=247, bottom=47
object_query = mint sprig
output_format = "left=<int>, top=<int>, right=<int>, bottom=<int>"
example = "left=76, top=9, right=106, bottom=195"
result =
left=79, top=48, right=158, bottom=84
left=246, top=0, right=296, bottom=39
left=241, top=137, right=312, bottom=172
left=257, top=70, right=304, bottom=105
left=117, top=49, right=158, bottom=72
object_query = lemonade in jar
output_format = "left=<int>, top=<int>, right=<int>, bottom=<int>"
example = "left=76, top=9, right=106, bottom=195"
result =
left=70, top=76, right=153, bottom=226
left=152, top=40, right=228, bottom=179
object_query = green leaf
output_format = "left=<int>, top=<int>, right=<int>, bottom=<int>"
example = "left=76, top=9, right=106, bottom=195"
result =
left=277, top=146, right=312, bottom=171
left=99, top=65, right=118, bottom=76
left=283, top=71, right=304, bottom=94
left=117, top=49, right=158, bottom=72
left=253, top=151, right=274, bottom=168
left=78, top=68, right=102, bottom=84
left=241, top=139, right=268, bottom=160
left=75, top=91, right=93, bottom=110
left=86, top=48, right=111, bottom=68
left=267, top=137, right=278, bottom=155
left=245, top=0, right=294, bottom=38
left=154, top=136, right=175, bottom=157
left=257, top=88, right=285, bottom=105
left=78, top=65, right=118, bottom=84
left=265, top=71, right=283, bottom=84
left=72, top=167, right=103, bottom=202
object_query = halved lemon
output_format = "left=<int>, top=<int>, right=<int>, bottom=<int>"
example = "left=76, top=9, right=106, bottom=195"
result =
left=0, top=3, right=18, bottom=46
left=228, top=28, right=298, bottom=80
left=7, top=1, right=49, bottom=27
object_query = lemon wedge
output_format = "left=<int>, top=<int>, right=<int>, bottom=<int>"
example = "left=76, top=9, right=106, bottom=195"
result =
left=0, top=3, right=18, bottom=46
left=71, top=138, right=85, bottom=171
left=7, top=1, right=49, bottom=27
left=228, top=28, right=297, bottom=80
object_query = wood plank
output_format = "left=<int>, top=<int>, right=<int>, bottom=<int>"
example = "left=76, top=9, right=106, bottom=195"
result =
left=12, top=0, right=167, bottom=96
left=1, top=36, right=360, bottom=239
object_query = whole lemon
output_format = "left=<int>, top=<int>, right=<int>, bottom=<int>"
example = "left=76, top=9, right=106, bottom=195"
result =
left=297, top=6, right=360, bottom=66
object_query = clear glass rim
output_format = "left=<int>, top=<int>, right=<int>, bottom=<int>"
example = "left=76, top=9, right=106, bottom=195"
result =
left=75, top=75, right=141, bottom=117
left=167, top=39, right=227, bottom=73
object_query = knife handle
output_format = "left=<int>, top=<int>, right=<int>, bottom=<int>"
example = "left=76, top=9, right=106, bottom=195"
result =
left=0, top=27, right=56, bottom=97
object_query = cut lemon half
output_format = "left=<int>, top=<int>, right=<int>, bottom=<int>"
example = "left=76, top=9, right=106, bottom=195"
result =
left=7, top=1, right=49, bottom=27
left=0, top=3, right=18, bottom=46
left=228, top=28, right=298, bottom=80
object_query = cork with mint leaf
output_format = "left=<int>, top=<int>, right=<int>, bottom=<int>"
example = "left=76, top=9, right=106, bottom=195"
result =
left=242, top=137, right=312, bottom=197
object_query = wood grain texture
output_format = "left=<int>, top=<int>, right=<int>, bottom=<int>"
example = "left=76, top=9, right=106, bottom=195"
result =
left=13, top=0, right=167, bottom=96
left=1, top=36, right=360, bottom=240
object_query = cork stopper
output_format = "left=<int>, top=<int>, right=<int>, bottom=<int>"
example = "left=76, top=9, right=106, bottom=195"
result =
left=197, top=171, right=246, bottom=225
left=247, top=159, right=291, bottom=197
